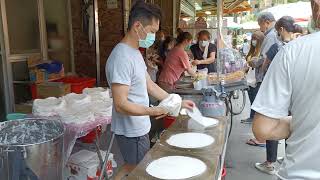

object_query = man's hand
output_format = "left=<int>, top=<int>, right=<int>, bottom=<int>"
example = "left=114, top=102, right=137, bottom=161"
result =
left=149, top=106, right=168, bottom=117
left=192, top=60, right=201, bottom=66
left=181, top=100, right=195, bottom=110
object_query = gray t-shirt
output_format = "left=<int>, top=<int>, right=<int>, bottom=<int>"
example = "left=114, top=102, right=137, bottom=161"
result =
left=106, top=43, right=150, bottom=137
left=252, top=32, right=320, bottom=180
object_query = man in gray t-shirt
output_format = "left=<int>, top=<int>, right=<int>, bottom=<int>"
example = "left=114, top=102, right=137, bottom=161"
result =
left=106, top=2, right=194, bottom=179
left=107, top=43, right=151, bottom=138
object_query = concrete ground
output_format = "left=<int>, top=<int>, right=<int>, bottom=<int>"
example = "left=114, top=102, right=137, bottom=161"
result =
left=226, top=91, right=285, bottom=180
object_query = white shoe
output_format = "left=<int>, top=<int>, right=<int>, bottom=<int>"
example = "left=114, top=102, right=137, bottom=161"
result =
left=255, top=161, right=276, bottom=175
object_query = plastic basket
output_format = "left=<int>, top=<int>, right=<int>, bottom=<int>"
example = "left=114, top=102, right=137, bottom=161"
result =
left=54, top=77, right=96, bottom=94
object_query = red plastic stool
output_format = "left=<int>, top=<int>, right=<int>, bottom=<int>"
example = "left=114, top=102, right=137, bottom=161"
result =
left=80, top=125, right=102, bottom=143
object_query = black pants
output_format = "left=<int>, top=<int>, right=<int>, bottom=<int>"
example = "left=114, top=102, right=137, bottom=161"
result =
left=266, top=140, right=278, bottom=162
left=249, top=83, right=279, bottom=162
left=248, top=83, right=261, bottom=118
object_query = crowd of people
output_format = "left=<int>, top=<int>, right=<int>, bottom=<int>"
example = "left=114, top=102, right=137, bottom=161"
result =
left=240, top=0, right=320, bottom=178
left=144, top=28, right=218, bottom=90
left=142, top=2, right=320, bottom=179
left=243, top=12, right=304, bottom=175
left=105, top=0, right=320, bottom=179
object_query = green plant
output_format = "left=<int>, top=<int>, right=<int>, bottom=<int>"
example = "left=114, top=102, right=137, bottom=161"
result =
left=240, top=14, right=257, bottom=24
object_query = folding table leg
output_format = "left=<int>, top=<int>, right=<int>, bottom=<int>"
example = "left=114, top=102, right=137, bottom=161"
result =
left=99, top=132, right=115, bottom=180
left=95, top=127, right=104, bottom=166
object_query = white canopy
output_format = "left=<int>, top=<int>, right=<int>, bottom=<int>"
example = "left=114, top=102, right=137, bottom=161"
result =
left=261, top=1, right=312, bottom=21
left=240, top=21, right=260, bottom=30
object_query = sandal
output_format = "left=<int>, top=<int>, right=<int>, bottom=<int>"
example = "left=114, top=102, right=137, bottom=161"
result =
left=246, top=138, right=266, bottom=147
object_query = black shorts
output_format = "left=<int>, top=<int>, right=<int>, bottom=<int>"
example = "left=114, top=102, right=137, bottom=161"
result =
left=115, top=134, right=150, bottom=165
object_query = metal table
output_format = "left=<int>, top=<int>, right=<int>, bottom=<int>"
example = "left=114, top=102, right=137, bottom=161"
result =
left=172, top=79, right=249, bottom=95
left=126, top=116, right=229, bottom=180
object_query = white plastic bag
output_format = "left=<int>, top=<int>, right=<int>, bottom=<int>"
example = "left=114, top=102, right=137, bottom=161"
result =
left=33, top=97, right=67, bottom=117
left=246, top=68, right=256, bottom=87
left=158, top=94, right=182, bottom=117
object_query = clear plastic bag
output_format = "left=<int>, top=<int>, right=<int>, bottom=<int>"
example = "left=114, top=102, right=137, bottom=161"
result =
left=218, top=48, right=246, bottom=74
left=246, top=68, right=256, bottom=87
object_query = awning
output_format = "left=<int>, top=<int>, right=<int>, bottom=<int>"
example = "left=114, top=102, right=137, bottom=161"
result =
left=196, top=0, right=252, bottom=16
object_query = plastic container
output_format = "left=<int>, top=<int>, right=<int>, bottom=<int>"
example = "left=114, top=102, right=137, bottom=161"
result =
left=163, top=116, right=176, bottom=128
left=54, top=77, right=96, bottom=94
left=193, top=81, right=202, bottom=90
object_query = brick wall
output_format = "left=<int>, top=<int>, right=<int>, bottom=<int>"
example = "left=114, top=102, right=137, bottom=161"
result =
left=71, top=0, right=124, bottom=86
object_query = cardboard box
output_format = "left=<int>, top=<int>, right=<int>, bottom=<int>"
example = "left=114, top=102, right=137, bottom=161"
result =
left=29, top=68, right=48, bottom=83
left=36, top=82, right=71, bottom=99
left=15, top=103, right=33, bottom=114
left=65, top=150, right=116, bottom=180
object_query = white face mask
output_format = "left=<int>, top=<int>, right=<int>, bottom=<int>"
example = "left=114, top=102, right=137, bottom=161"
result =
left=200, top=40, right=209, bottom=47
left=251, top=40, right=257, bottom=47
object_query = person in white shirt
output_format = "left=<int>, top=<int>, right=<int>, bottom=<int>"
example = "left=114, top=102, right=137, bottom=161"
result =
left=252, top=1, right=320, bottom=179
